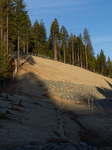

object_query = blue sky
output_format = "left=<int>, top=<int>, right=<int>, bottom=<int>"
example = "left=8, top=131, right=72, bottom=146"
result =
left=24, top=0, right=112, bottom=60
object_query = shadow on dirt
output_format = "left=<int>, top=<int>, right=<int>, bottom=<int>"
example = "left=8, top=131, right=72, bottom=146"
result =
left=20, top=55, right=36, bottom=67
left=2, top=63, right=112, bottom=148
left=96, top=85, right=112, bottom=99
left=105, top=79, right=112, bottom=89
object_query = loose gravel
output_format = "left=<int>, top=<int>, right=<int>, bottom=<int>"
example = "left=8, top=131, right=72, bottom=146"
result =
left=6, top=141, right=112, bottom=150
left=38, top=80, right=112, bottom=101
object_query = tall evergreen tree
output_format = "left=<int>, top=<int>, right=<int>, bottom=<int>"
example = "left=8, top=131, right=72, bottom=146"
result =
left=76, top=36, right=80, bottom=67
left=0, top=39, right=10, bottom=80
left=83, top=28, right=90, bottom=69
left=99, top=49, right=106, bottom=74
left=79, top=33, right=83, bottom=68
left=13, top=0, right=28, bottom=67
left=40, top=19, right=47, bottom=57
left=60, top=25, right=69, bottom=63
left=31, top=19, right=41, bottom=54
left=96, top=54, right=100, bottom=73
left=71, top=33, right=74, bottom=65
left=107, top=57, right=112, bottom=78
left=50, top=18, right=59, bottom=60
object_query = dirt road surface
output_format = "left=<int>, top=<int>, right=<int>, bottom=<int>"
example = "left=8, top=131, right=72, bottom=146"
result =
left=1, top=55, right=112, bottom=149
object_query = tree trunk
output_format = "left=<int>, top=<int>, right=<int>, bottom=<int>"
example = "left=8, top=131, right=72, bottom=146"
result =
left=44, top=45, right=45, bottom=58
left=4, top=31, right=6, bottom=42
left=54, top=34, right=57, bottom=61
left=0, top=2, right=3, bottom=40
left=85, top=44, right=87, bottom=69
left=0, top=24, right=3, bottom=40
left=23, top=41, right=25, bottom=54
left=72, top=34, right=74, bottom=65
left=35, top=39, right=36, bottom=52
left=80, top=46, right=82, bottom=68
left=18, top=30, right=20, bottom=68
left=59, top=43, right=61, bottom=62
left=63, top=41, right=66, bottom=63
left=38, top=41, right=39, bottom=54
left=7, top=3, right=8, bottom=54
left=23, top=34, right=25, bottom=54
left=77, top=46, right=79, bottom=66
left=70, top=44, right=71, bottom=64
left=42, top=35, right=44, bottom=56
left=27, top=36, right=28, bottom=55
left=86, top=48, right=87, bottom=69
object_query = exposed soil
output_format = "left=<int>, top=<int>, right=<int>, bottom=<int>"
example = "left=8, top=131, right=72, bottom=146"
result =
left=1, top=55, right=112, bottom=149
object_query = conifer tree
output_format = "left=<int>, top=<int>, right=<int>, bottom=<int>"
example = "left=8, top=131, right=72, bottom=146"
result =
left=83, top=28, right=90, bottom=69
left=50, top=18, right=59, bottom=60
left=68, top=33, right=76, bottom=65
left=107, top=57, right=112, bottom=78
left=0, top=39, right=10, bottom=80
left=79, top=33, right=84, bottom=68
left=13, top=0, right=28, bottom=67
left=31, top=19, right=41, bottom=54
left=60, top=25, right=69, bottom=63
left=58, top=32, right=62, bottom=62
left=76, top=36, right=80, bottom=67
left=99, top=49, right=106, bottom=74
left=71, top=33, right=74, bottom=65
left=96, top=54, right=100, bottom=73
left=40, top=19, right=46, bottom=57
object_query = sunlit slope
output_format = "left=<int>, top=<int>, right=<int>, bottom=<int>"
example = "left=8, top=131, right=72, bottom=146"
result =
left=21, top=55, right=112, bottom=90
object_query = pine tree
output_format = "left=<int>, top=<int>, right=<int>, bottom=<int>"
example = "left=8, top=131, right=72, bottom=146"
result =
left=107, top=57, right=112, bottom=78
left=99, top=49, right=106, bottom=75
left=58, top=32, right=62, bottom=62
left=40, top=19, right=46, bottom=57
left=96, top=54, right=100, bottom=73
left=68, top=33, right=76, bottom=65
left=71, top=33, right=74, bottom=65
left=83, top=28, right=90, bottom=69
left=79, top=33, right=83, bottom=67
left=0, top=39, right=10, bottom=80
left=60, top=25, right=69, bottom=63
left=50, top=18, right=59, bottom=60
left=31, top=19, right=41, bottom=54
left=76, top=36, right=80, bottom=67
left=87, top=40, right=95, bottom=71
left=13, top=0, right=28, bottom=67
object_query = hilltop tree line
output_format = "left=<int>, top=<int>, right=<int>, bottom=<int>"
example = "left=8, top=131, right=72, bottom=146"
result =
left=0, top=0, right=112, bottom=81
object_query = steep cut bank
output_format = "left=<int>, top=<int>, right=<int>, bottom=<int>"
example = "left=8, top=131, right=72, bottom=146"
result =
left=21, top=55, right=112, bottom=100
left=28, top=55, right=112, bottom=88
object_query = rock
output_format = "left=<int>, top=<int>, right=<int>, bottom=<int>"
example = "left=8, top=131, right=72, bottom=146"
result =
left=23, top=145, right=33, bottom=150
left=11, top=148, right=23, bottom=150
left=0, top=108, right=6, bottom=115
left=92, top=147, right=98, bottom=150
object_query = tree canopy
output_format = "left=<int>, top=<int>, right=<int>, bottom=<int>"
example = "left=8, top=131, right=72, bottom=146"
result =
left=0, top=1, right=112, bottom=80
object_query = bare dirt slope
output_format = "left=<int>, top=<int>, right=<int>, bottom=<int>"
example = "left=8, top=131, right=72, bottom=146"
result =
left=1, top=55, right=112, bottom=149
left=22, top=55, right=112, bottom=89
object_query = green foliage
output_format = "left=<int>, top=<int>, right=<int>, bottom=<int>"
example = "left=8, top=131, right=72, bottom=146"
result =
left=1, top=0, right=112, bottom=81
left=96, top=54, right=101, bottom=73
left=0, top=40, right=10, bottom=80
left=83, top=28, right=90, bottom=47
left=106, top=56, right=112, bottom=77
left=50, top=18, right=59, bottom=43
left=13, top=0, right=31, bottom=51
left=99, top=49, right=106, bottom=74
